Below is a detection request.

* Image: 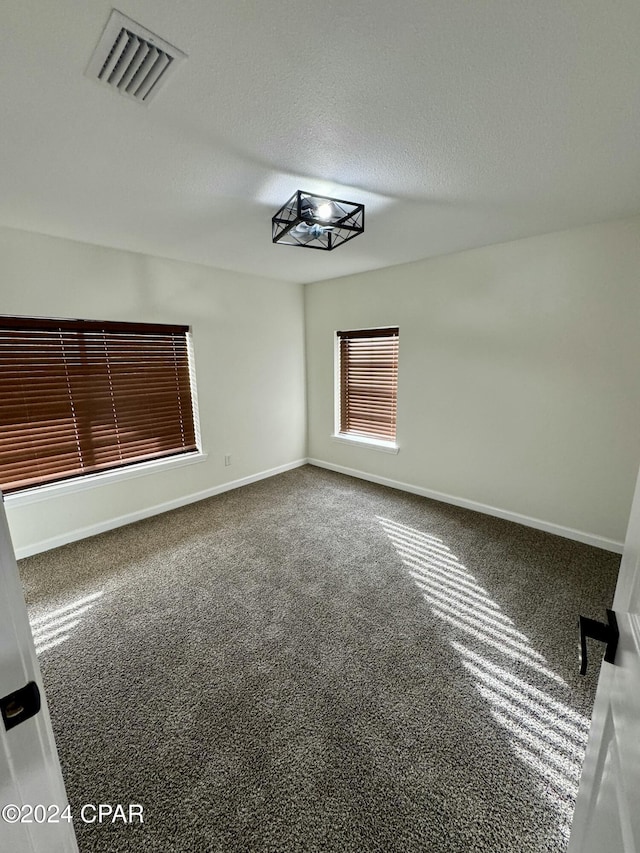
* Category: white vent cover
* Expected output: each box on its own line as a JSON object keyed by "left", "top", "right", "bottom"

{"left": 86, "top": 9, "right": 186, "bottom": 104}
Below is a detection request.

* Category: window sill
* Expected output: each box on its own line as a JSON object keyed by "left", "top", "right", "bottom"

{"left": 331, "top": 434, "right": 399, "bottom": 454}
{"left": 4, "top": 451, "right": 208, "bottom": 507}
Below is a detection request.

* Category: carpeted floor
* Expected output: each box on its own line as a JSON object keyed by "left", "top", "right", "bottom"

{"left": 19, "top": 465, "right": 620, "bottom": 853}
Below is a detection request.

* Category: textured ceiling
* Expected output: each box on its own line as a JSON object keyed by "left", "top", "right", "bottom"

{"left": 1, "top": 0, "right": 639, "bottom": 283}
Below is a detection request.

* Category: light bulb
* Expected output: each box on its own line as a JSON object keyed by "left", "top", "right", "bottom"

{"left": 315, "top": 202, "right": 333, "bottom": 221}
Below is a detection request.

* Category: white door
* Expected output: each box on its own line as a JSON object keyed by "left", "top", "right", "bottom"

{"left": 568, "top": 464, "right": 640, "bottom": 852}
{"left": 0, "top": 493, "right": 78, "bottom": 852}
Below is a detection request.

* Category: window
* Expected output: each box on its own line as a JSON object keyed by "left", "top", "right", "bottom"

{"left": 0, "top": 316, "right": 198, "bottom": 494}
{"left": 337, "top": 327, "right": 399, "bottom": 444}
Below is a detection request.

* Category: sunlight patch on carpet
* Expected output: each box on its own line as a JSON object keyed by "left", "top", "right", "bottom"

{"left": 377, "top": 515, "right": 589, "bottom": 840}
{"left": 30, "top": 591, "right": 104, "bottom": 655}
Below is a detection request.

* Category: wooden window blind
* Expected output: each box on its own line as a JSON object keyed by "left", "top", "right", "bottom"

{"left": 338, "top": 327, "right": 399, "bottom": 441}
{"left": 0, "top": 316, "right": 198, "bottom": 494}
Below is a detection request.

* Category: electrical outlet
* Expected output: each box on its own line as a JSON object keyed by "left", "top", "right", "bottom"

{"left": 224, "top": 454, "right": 231, "bottom": 467}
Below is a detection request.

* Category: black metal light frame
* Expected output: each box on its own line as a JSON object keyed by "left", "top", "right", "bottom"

{"left": 272, "top": 190, "right": 365, "bottom": 251}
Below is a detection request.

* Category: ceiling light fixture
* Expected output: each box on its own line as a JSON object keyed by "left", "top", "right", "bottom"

{"left": 272, "top": 191, "right": 365, "bottom": 250}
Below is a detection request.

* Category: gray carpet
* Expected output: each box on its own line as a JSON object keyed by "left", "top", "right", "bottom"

{"left": 19, "top": 465, "right": 620, "bottom": 853}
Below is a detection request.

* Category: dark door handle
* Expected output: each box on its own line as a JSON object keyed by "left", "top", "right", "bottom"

{"left": 579, "top": 609, "right": 619, "bottom": 676}
{"left": 0, "top": 681, "right": 41, "bottom": 731}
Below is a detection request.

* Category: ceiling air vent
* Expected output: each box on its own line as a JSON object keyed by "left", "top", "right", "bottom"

{"left": 86, "top": 9, "right": 186, "bottom": 104}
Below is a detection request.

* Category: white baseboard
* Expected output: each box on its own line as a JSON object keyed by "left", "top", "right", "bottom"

{"left": 307, "top": 458, "right": 624, "bottom": 554}
{"left": 14, "top": 459, "right": 308, "bottom": 560}
{"left": 15, "top": 456, "right": 624, "bottom": 559}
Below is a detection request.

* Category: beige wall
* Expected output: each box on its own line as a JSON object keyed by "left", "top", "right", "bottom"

{"left": 0, "top": 226, "right": 306, "bottom": 555}
{"left": 305, "top": 217, "right": 640, "bottom": 547}
{"left": 4, "top": 216, "right": 640, "bottom": 555}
